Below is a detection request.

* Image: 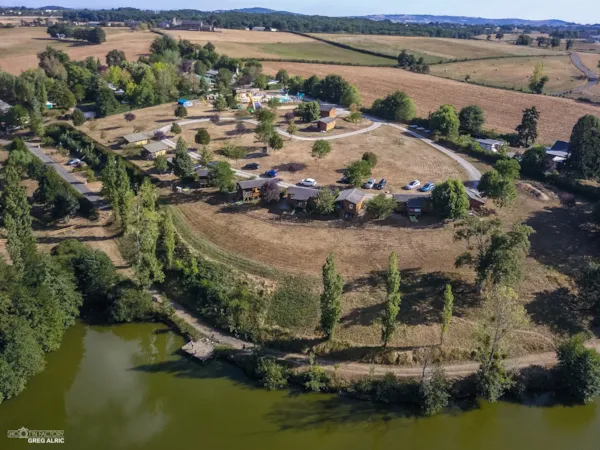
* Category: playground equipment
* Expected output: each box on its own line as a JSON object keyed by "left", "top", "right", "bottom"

{"left": 246, "top": 93, "right": 262, "bottom": 113}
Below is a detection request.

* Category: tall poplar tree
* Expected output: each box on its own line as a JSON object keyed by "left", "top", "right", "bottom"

{"left": 2, "top": 165, "right": 36, "bottom": 273}
{"left": 158, "top": 209, "right": 176, "bottom": 269}
{"left": 115, "top": 159, "right": 134, "bottom": 229}
{"left": 320, "top": 253, "right": 343, "bottom": 340}
{"left": 381, "top": 252, "right": 401, "bottom": 347}
{"left": 127, "top": 179, "right": 164, "bottom": 288}
{"left": 440, "top": 284, "right": 454, "bottom": 346}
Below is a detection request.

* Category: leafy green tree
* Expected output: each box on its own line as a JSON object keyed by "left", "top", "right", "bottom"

{"left": 320, "top": 253, "right": 343, "bottom": 340}
{"left": 564, "top": 114, "right": 600, "bottom": 180}
{"left": 516, "top": 107, "right": 539, "bottom": 147}
{"left": 315, "top": 188, "right": 338, "bottom": 215}
{"left": 28, "top": 102, "right": 45, "bottom": 137}
{"left": 362, "top": 151, "right": 377, "bottom": 168}
{"left": 367, "top": 194, "right": 397, "bottom": 219}
{"left": 529, "top": 62, "right": 550, "bottom": 94}
{"left": 557, "top": 335, "right": 600, "bottom": 403}
{"left": 455, "top": 219, "right": 533, "bottom": 289}
{"left": 212, "top": 95, "right": 228, "bottom": 112}
{"left": 209, "top": 161, "right": 235, "bottom": 193}
{"left": 175, "top": 105, "right": 188, "bottom": 118}
{"left": 311, "top": 140, "right": 331, "bottom": 164}
{"left": 347, "top": 111, "right": 363, "bottom": 124}
{"left": 115, "top": 158, "right": 134, "bottom": 228}
{"left": 199, "top": 146, "right": 213, "bottom": 166}
{"left": 345, "top": 160, "right": 372, "bottom": 186}
{"left": 340, "top": 84, "right": 361, "bottom": 107}
{"left": 154, "top": 154, "right": 169, "bottom": 174}
{"left": 106, "top": 49, "right": 126, "bottom": 67}
{"left": 269, "top": 133, "right": 284, "bottom": 153}
{"left": 478, "top": 169, "right": 517, "bottom": 210}
{"left": 295, "top": 101, "right": 320, "bottom": 123}
{"left": 440, "top": 284, "right": 454, "bottom": 346}
{"left": 476, "top": 357, "right": 514, "bottom": 402}
{"left": 255, "top": 357, "right": 289, "bottom": 390}
{"left": 459, "top": 105, "right": 485, "bottom": 135}
{"left": 381, "top": 252, "right": 401, "bottom": 346}
{"left": 158, "top": 209, "right": 176, "bottom": 269}
{"left": 110, "top": 287, "right": 153, "bottom": 322}
{"left": 267, "top": 97, "right": 281, "bottom": 110}
{"left": 87, "top": 27, "right": 106, "bottom": 44}
{"left": 520, "top": 145, "right": 553, "bottom": 177}
{"left": 2, "top": 165, "right": 37, "bottom": 273}
{"left": 431, "top": 178, "right": 469, "bottom": 219}
{"left": 96, "top": 87, "right": 119, "bottom": 118}
{"left": 195, "top": 128, "right": 211, "bottom": 145}
{"left": 51, "top": 189, "right": 79, "bottom": 221}
{"left": 420, "top": 366, "right": 450, "bottom": 416}
{"left": 173, "top": 138, "right": 194, "bottom": 180}
{"left": 516, "top": 34, "right": 533, "bottom": 45}
{"left": 221, "top": 143, "right": 247, "bottom": 165}
{"left": 574, "top": 262, "right": 600, "bottom": 312}
{"left": 52, "top": 239, "right": 118, "bottom": 306}
{"left": 72, "top": 108, "right": 85, "bottom": 126}
{"left": 171, "top": 122, "right": 182, "bottom": 134}
{"left": 429, "top": 104, "right": 459, "bottom": 137}
{"left": 260, "top": 180, "right": 281, "bottom": 203}
{"left": 286, "top": 122, "right": 298, "bottom": 137}
{"left": 275, "top": 69, "right": 290, "bottom": 87}
{"left": 494, "top": 159, "right": 520, "bottom": 180}
{"left": 5, "top": 105, "right": 29, "bottom": 128}
{"left": 370, "top": 91, "right": 416, "bottom": 122}
{"left": 126, "top": 179, "right": 164, "bottom": 288}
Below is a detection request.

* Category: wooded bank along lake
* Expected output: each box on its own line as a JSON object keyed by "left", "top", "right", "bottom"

{"left": 0, "top": 322, "right": 598, "bottom": 450}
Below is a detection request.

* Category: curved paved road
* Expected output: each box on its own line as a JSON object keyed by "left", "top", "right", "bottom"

{"left": 552, "top": 52, "right": 599, "bottom": 96}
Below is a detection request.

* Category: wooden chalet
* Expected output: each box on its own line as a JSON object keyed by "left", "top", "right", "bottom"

{"left": 393, "top": 194, "right": 433, "bottom": 216}
{"left": 465, "top": 188, "right": 487, "bottom": 211}
{"left": 313, "top": 117, "right": 337, "bottom": 132}
{"left": 319, "top": 104, "right": 336, "bottom": 118}
{"left": 195, "top": 168, "right": 210, "bottom": 187}
{"left": 287, "top": 186, "right": 319, "bottom": 209}
{"left": 122, "top": 132, "right": 150, "bottom": 146}
{"left": 142, "top": 141, "right": 169, "bottom": 160}
{"left": 335, "top": 188, "right": 366, "bottom": 218}
{"left": 236, "top": 179, "right": 269, "bottom": 201}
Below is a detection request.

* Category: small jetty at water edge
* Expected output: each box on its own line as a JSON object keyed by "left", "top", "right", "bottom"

{"left": 182, "top": 340, "right": 215, "bottom": 362}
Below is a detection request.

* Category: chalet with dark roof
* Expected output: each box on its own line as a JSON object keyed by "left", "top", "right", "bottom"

{"left": 287, "top": 186, "right": 319, "bottom": 209}
{"left": 319, "top": 104, "right": 336, "bottom": 118}
{"left": 335, "top": 188, "right": 366, "bottom": 217}
{"left": 236, "top": 178, "right": 269, "bottom": 201}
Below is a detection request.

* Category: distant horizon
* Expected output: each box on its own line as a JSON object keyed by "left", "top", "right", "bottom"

{"left": 1, "top": 2, "right": 599, "bottom": 25}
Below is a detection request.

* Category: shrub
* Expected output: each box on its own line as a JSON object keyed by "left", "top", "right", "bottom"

{"left": 366, "top": 194, "right": 396, "bottom": 219}
{"left": 171, "top": 122, "right": 182, "bottom": 134}
{"left": 419, "top": 367, "right": 450, "bottom": 416}
{"left": 175, "top": 105, "right": 188, "bottom": 118}
{"left": 476, "top": 358, "right": 514, "bottom": 402}
{"left": 255, "top": 357, "right": 289, "bottom": 390}
{"left": 71, "top": 108, "right": 85, "bottom": 126}
{"left": 154, "top": 130, "right": 166, "bottom": 141}
{"left": 494, "top": 158, "right": 520, "bottom": 180}
{"left": 369, "top": 91, "right": 416, "bottom": 122}
{"left": 345, "top": 160, "right": 371, "bottom": 186}
{"left": 556, "top": 335, "right": 600, "bottom": 403}
{"left": 110, "top": 287, "right": 154, "bottom": 323}
{"left": 195, "top": 128, "right": 211, "bottom": 145}
{"left": 315, "top": 188, "right": 338, "bottom": 215}
{"left": 260, "top": 180, "right": 281, "bottom": 203}
{"left": 301, "top": 355, "right": 330, "bottom": 392}
{"left": 361, "top": 151, "right": 377, "bottom": 168}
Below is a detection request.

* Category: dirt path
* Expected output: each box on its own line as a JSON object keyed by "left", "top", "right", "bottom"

{"left": 160, "top": 292, "right": 600, "bottom": 379}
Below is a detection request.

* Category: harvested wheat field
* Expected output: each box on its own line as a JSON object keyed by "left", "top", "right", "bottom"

{"left": 431, "top": 55, "right": 585, "bottom": 92}
{"left": 309, "top": 34, "right": 565, "bottom": 61}
{"left": 261, "top": 61, "right": 600, "bottom": 143}
{"left": 0, "top": 27, "right": 155, "bottom": 74}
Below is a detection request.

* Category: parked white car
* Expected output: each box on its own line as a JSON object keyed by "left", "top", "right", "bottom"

{"left": 363, "top": 178, "right": 377, "bottom": 189}
{"left": 67, "top": 158, "right": 81, "bottom": 166}
{"left": 299, "top": 178, "right": 317, "bottom": 187}
{"left": 405, "top": 180, "right": 421, "bottom": 190}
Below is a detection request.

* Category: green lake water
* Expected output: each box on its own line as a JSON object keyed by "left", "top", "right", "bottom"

{"left": 0, "top": 322, "right": 599, "bottom": 450}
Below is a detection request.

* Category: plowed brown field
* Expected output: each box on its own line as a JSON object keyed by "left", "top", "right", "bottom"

{"left": 262, "top": 61, "right": 600, "bottom": 143}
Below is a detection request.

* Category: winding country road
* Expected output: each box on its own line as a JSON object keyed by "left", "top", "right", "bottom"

{"left": 552, "top": 52, "right": 599, "bottom": 96}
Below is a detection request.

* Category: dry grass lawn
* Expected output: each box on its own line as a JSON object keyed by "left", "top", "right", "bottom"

{"left": 0, "top": 27, "right": 155, "bottom": 74}
{"left": 309, "top": 34, "right": 565, "bottom": 60}
{"left": 261, "top": 61, "right": 600, "bottom": 144}
{"left": 430, "top": 55, "right": 585, "bottom": 92}
{"left": 173, "top": 29, "right": 313, "bottom": 44}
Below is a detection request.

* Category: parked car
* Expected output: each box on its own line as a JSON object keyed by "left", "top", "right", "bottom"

{"left": 243, "top": 162, "right": 260, "bottom": 170}
{"left": 363, "top": 178, "right": 377, "bottom": 189}
{"left": 421, "top": 182, "right": 435, "bottom": 192}
{"left": 338, "top": 175, "right": 350, "bottom": 184}
{"left": 375, "top": 178, "right": 387, "bottom": 190}
{"left": 67, "top": 158, "right": 81, "bottom": 166}
{"left": 264, "top": 169, "right": 278, "bottom": 178}
{"left": 405, "top": 180, "right": 421, "bottom": 190}
{"left": 299, "top": 178, "right": 317, "bottom": 187}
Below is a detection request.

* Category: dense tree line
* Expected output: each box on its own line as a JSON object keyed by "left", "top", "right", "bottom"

{"left": 47, "top": 23, "right": 106, "bottom": 44}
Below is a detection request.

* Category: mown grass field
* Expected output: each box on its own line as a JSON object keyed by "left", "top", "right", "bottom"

{"left": 0, "top": 27, "right": 155, "bottom": 74}
{"left": 169, "top": 29, "right": 396, "bottom": 65}
{"left": 430, "top": 55, "right": 585, "bottom": 92}
{"left": 307, "top": 34, "right": 566, "bottom": 61}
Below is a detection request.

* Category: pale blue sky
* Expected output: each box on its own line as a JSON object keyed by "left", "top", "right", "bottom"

{"left": 5, "top": 0, "right": 600, "bottom": 24}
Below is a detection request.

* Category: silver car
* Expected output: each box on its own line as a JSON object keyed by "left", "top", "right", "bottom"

{"left": 363, "top": 178, "right": 376, "bottom": 189}
{"left": 405, "top": 180, "right": 421, "bottom": 190}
